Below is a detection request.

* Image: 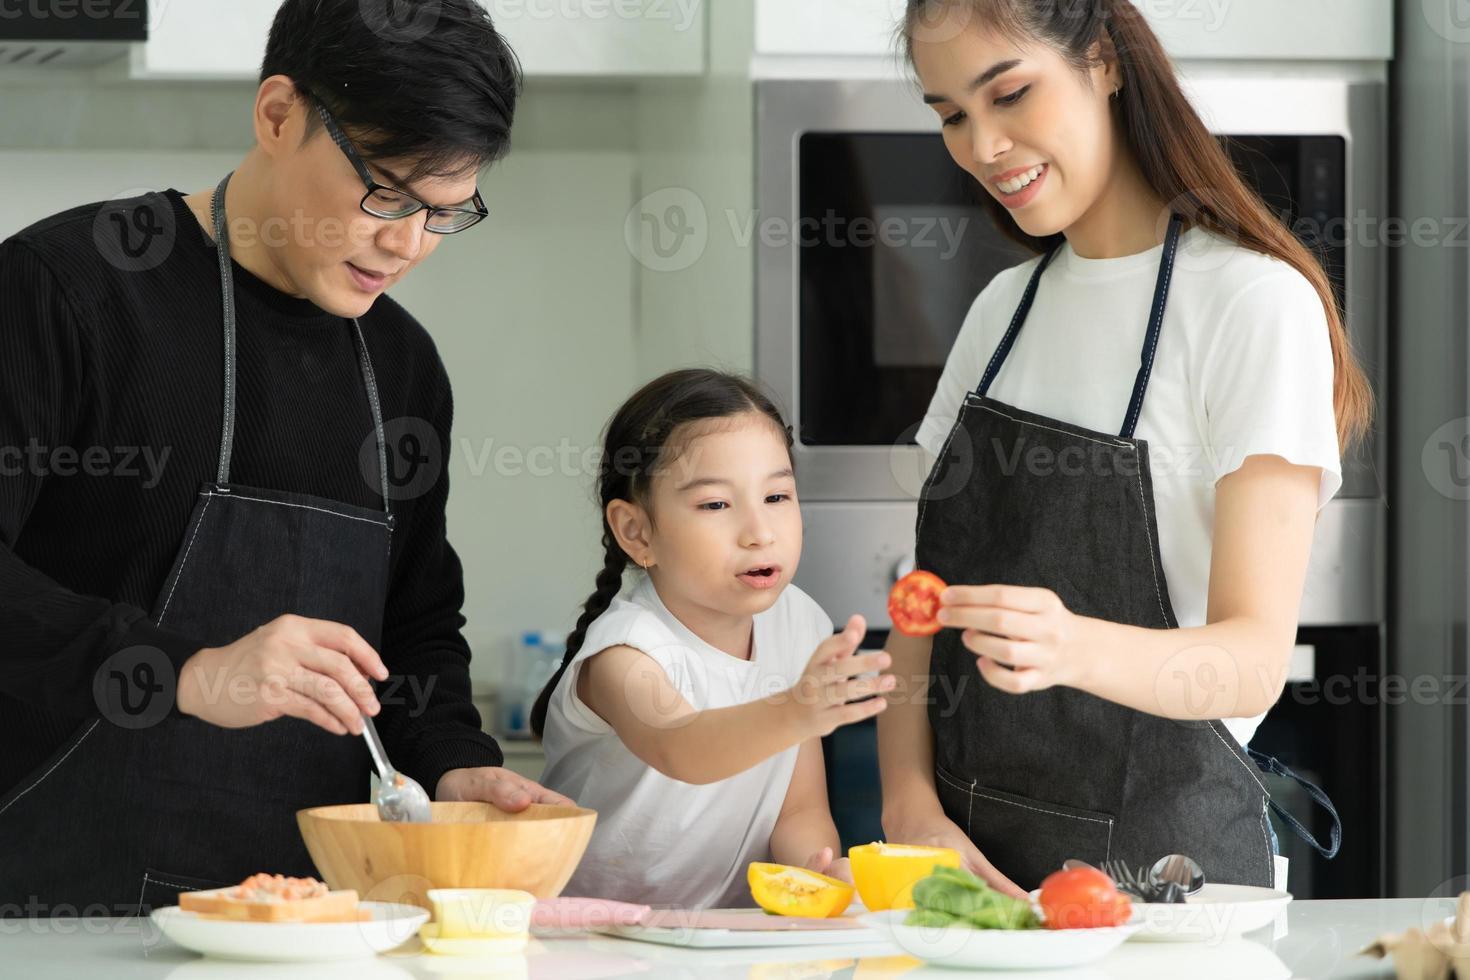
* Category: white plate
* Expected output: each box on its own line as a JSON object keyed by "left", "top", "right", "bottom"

{"left": 1120, "top": 884, "right": 1292, "bottom": 943}
{"left": 152, "top": 901, "right": 429, "bottom": 961}
{"left": 861, "top": 909, "right": 1138, "bottom": 970}
{"left": 1026, "top": 882, "right": 1293, "bottom": 943}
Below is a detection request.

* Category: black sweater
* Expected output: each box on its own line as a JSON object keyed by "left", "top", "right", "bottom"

{"left": 0, "top": 189, "right": 503, "bottom": 799}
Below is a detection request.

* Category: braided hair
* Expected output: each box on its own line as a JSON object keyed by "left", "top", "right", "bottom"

{"left": 529, "top": 369, "right": 794, "bottom": 738}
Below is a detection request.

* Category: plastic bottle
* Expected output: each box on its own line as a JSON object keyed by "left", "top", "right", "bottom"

{"left": 522, "top": 632, "right": 565, "bottom": 728}
{"left": 500, "top": 632, "right": 540, "bottom": 738}
{"left": 502, "top": 632, "right": 566, "bottom": 738}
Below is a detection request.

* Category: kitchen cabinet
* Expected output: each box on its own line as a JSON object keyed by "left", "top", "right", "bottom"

{"left": 132, "top": 0, "right": 705, "bottom": 81}
{"left": 755, "top": 0, "right": 907, "bottom": 58}
{"left": 491, "top": 0, "right": 706, "bottom": 76}
{"left": 754, "top": 0, "right": 1392, "bottom": 62}
{"left": 127, "top": 0, "right": 277, "bottom": 80}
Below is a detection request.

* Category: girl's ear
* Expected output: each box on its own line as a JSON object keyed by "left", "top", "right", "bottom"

{"left": 606, "top": 499, "right": 654, "bottom": 568}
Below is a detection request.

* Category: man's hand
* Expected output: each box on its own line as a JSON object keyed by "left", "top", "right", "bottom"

{"left": 176, "top": 614, "right": 388, "bottom": 735}
{"left": 436, "top": 767, "right": 575, "bottom": 812}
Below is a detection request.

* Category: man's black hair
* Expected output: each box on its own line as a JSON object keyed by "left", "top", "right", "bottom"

{"left": 260, "top": 0, "right": 523, "bottom": 183}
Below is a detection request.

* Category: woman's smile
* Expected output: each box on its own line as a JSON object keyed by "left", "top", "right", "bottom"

{"left": 993, "top": 162, "right": 1049, "bottom": 208}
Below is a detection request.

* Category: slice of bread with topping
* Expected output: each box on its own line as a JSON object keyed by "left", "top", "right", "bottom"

{"left": 179, "top": 873, "right": 364, "bottom": 923}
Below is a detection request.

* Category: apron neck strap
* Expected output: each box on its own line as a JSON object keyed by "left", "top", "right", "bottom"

{"left": 351, "top": 318, "right": 392, "bottom": 514}
{"left": 210, "top": 174, "right": 238, "bottom": 486}
{"left": 973, "top": 213, "right": 1186, "bottom": 441}
{"left": 974, "top": 239, "right": 1063, "bottom": 403}
{"left": 208, "top": 174, "right": 394, "bottom": 513}
{"left": 1119, "top": 212, "right": 1185, "bottom": 440}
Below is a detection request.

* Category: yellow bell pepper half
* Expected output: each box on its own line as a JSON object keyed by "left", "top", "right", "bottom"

{"left": 747, "top": 863, "right": 855, "bottom": 919}
{"left": 848, "top": 843, "right": 963, "bottom": 911}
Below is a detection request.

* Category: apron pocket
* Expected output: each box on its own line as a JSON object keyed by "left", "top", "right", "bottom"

{"left": 933, "top": 763, "right": 979, "bottom": 836}
{"left": 137, "top": 868, "right": 229, "bottom": 914}
{"left": 936, "top": 766, "right": 1116, "bottom": 891}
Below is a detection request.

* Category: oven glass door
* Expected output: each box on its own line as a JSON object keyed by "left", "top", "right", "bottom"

{"left": 798, "top": 132, "right": 1029, "bottom": 447}
{"left": 797, "top": 132, "right": 1348, "bottom": 449}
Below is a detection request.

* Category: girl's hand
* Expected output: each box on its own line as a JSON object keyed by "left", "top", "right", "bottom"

{"left": 785, "top": 615, "right": 896, "bottom": 738}
{"left": 804, "top": 847, "right": 853, "bottom": 884}
{"left": 937, "top": 585, "right": 1089, "bottom": 695}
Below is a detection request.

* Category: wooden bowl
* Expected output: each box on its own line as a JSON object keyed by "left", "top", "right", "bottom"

{"left": 297, "top": 802, "right": 597, "bottom": 909}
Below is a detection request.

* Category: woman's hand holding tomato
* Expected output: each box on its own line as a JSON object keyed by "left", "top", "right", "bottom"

{"left": 936, "top": 583, "right": 1090, "bottom": 695}
{"left": 888, "top": 572, "right": 1089, "bottom": 695}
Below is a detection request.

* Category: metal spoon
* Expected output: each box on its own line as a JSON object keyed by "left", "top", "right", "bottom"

{"left": 362, "top": 715, "right": 432, "bottom": 823}
{"left": 1149, "top": 853, "right": 1206, "bottom": 897}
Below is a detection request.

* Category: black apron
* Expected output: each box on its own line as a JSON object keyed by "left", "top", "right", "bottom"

{"left": 916, "top": 215, "right": 1340, "bottom": 890}
{"left": 0, "top": 174, "right": 394, "bottom": 915}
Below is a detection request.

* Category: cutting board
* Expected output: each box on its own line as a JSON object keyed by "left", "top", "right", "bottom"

{"left": 599, "top": 907, "right": 892, "bottom": 949}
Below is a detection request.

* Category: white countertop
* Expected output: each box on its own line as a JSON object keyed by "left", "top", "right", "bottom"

{"left": 0, "top": 899, "right": 1447, "bottom": 979}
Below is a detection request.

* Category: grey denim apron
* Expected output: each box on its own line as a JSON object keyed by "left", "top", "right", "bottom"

{"left": 916, "top": 214, "right": 1340, "bottom": 890}
{"left": 0, "top": 174, "right": 394, "bottom": 915}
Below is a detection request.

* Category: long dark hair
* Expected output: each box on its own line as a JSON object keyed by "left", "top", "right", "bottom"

{"left": 900, "top": 0, "right": 1372, "bottom": 452}
{"left": 529, "top": 369, "right": 795, "bottom": 738}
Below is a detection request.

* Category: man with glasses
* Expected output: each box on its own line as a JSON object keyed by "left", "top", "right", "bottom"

{"left": 0, "top": 0, "right": 571, "bottom": 915}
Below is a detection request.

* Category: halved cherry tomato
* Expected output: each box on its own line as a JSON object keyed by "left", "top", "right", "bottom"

{"left": 888, "top": 570, "right": 947, "bottom": 637}
{"left": 1037, "top": 867, "right": 1133, "bottom": 929}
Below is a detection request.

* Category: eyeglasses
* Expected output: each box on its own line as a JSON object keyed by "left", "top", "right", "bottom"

{"left": 310, "top": 98, "right": 489, "bottom": 235}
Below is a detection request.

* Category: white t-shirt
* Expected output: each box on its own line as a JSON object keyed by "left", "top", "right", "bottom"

{"left": 915, "top": 226, "right": 1342, "bottom": 748}
{"left": 540, "top": 573, "right": 835, "bottom": 909}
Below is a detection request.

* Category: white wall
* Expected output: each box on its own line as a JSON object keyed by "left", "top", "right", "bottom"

{"left": 0, "top": 149, "right": 243, "bottom": 233}
{"left": 631, "top": 0, "right": 757, "bottom": 378}
{"left": 390, "top": 141, "right": 640, "bottom": 688}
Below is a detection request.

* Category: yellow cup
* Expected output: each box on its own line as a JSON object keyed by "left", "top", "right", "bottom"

{"left": 426, "top": 888, "right": 536, "bottom": 940}
{"left": 849, "top": 843, "right": 963, "bottom": 911}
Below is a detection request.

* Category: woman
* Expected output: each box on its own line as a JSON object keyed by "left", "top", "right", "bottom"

{"left": 878, "top": 0, "right": 1364, "bottom": 895}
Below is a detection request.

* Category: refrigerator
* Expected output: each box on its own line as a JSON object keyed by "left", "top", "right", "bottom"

{"left": 1392, "top": 0, "right": 1470, "bottom": 899}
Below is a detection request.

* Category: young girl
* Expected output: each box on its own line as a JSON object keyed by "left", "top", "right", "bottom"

{"left": 879, "top": 0, "right": 1363, "bottom": 894}
{"left": 531, "top": 369, "right": 893, "bottom": 909}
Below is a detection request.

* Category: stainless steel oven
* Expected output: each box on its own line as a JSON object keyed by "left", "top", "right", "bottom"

{"left": 756, "top": 74, "right": 1387, "bottom": 632}
{"left": 757, "top": 74, "right": 1389, "bottom": 898}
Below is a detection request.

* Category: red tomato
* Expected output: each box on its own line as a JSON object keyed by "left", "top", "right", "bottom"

{"left": 1038, "top": 868, "right": 1134, "bottom": 930}
{"left": 888, "top": 570, "right": 947, "bottom": 637}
